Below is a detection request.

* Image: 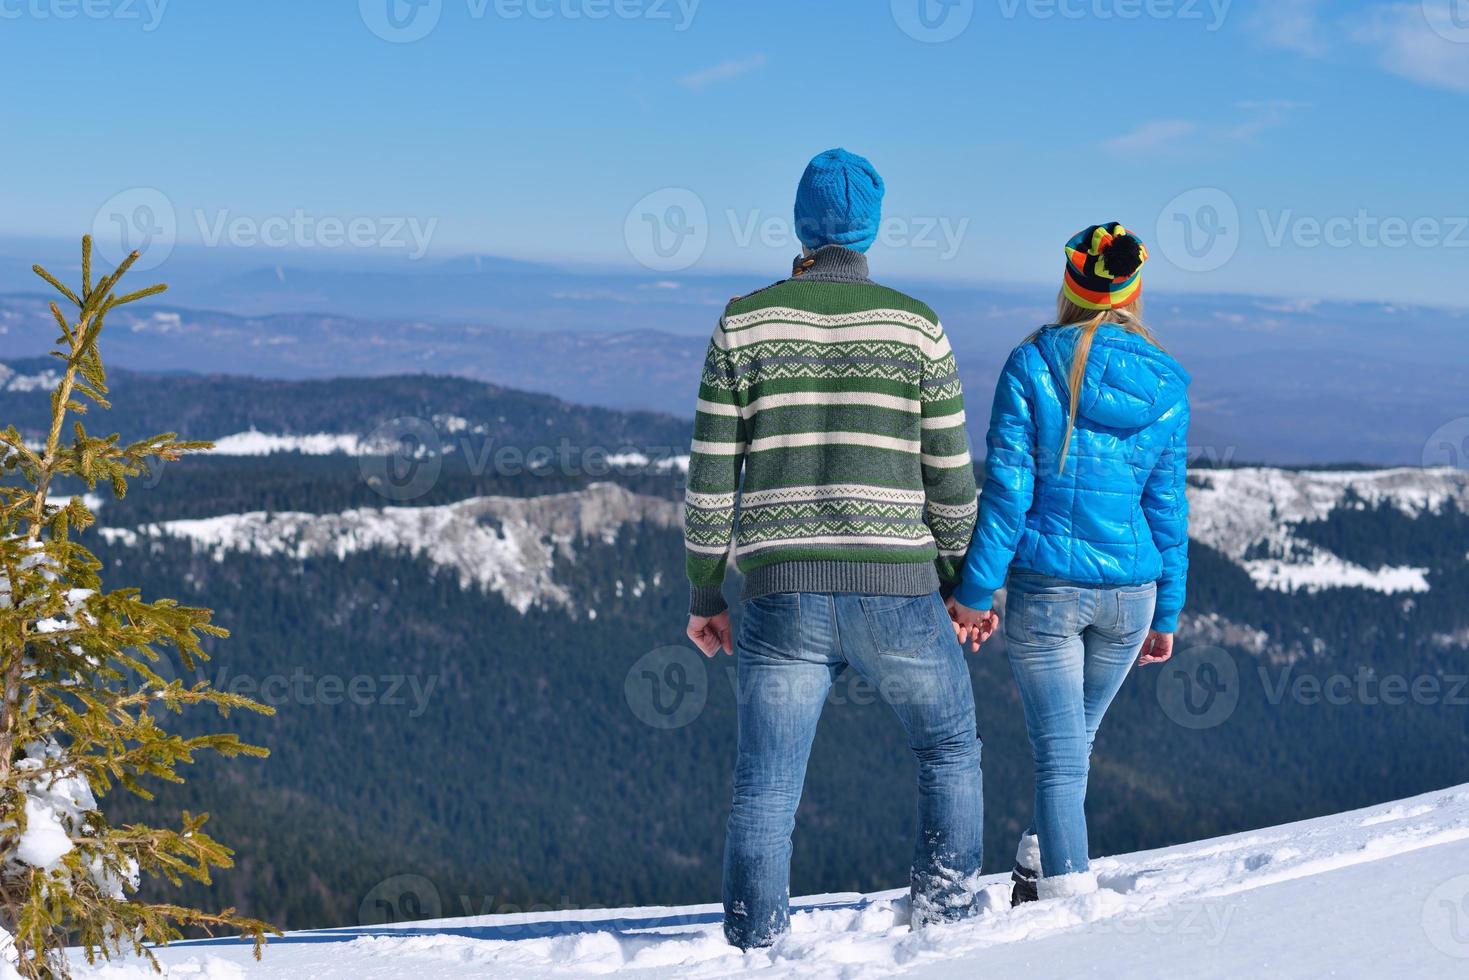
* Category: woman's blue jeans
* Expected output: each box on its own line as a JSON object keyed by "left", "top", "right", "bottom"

{"left": 1004, "top": 571, "right": 1155, "bottom": 880}
{"left": 722, "top": 591, "right": 984, "bottom": 949}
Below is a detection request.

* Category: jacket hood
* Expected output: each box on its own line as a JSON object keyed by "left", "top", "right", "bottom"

{"left": 1035, "top": 324, "right": 1191, "bottom": 430}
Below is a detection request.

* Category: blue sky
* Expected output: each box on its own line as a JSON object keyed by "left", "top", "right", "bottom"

{"left": 2, "top": 0, "right": 1468, "bottom": 305}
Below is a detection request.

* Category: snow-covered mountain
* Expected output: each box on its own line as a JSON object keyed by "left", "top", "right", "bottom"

{"left": 66, "top": 782, "right": 1469, "bottom": 978}
{"left": 90, "top": 467, "right": 1469, "bottom": 615}
{"left": 1188, "top": 467, "right": 1469, "bottom": 594}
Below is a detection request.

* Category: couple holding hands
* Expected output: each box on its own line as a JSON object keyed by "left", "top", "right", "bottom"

{"left": 682, "top": 148, "right": 1190, "bottom": 948}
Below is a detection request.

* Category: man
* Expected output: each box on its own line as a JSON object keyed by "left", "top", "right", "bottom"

{"left": 683, "top": 148, "right": 994, "bottom": 949}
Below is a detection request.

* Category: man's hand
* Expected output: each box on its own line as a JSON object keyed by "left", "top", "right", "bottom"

{"left": 1137, "top": 630, "right": 1174, "bottom": 666}
{"left": 946, "top": 597, "right": 999, "bottom": 653}
{"left": 687, "top": 611, "right": 734, "bottom": 658}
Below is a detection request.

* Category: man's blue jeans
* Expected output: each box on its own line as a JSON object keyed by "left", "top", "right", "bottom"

{"left": 722, "top": 591, "right": 984, "bottom": 950}
{"left": 1004, "top": 571, "right": 1156, "bottom": 883}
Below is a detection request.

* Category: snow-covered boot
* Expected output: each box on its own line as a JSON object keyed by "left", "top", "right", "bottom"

{"left": 1011, "top": 832, "right": 1041, "bottom": 907}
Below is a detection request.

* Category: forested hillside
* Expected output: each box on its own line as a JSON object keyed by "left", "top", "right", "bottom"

{"left": 6, "top": 364, "right": 1468, "bottom": 931}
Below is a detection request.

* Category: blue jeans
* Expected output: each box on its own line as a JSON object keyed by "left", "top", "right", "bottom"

{"left": 722, "top": 591, "right": 984, "bottom": 949}
{"left": 1004, "top": 571, "right": 1155, "bottom": 880}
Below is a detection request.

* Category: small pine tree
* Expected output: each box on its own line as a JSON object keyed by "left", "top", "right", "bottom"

{"left": 0, "top": 239, "right": 277, "bottom": 978}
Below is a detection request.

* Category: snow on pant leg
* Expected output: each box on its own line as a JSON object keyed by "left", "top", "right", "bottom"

{"left": 839, "top": 592, "right": 984, "bottom": 926}
{"left": 723, "top": 593, "right": 839, "bottom": 950}
{"left": 1004, "top": 582, "right": 1091, "bottom": 880}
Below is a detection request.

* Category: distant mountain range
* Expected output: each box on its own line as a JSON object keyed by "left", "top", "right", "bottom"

{"left": 5, "top": 250, "right": 1468, "bottom": 465}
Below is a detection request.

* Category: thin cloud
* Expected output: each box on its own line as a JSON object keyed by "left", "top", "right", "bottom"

{"left": 1256, "top": 1, "right": 1469, "bottom": 95}
{"left": 1252, "top": 0, "right": 1328, "bottom": 56}
{"left": 1356, "top": 3, "right": 1469, "bottom": 94}
{"left": 1103, "top": 101, "right": 1310, "bottom": 156}
{"left": 1101, "top": 120, "right": 1199, "bottom": 155}
{"left": 1222, "top": 100, "right": 1312, "bottom": 142}
{"left": 679, "top": 54, "right": 768, "bottom": 92}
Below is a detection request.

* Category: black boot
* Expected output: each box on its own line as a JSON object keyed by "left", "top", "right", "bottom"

{"left": 1010, "top": 863, "right": 1039, "bottom": 907}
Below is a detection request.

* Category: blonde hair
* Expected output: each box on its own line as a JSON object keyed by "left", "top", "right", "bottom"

{"left": 1031, "top": 290, "right": 1167, "bottom": 474}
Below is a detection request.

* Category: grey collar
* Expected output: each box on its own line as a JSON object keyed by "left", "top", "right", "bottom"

{"left": 790, "top": 245, "right": 871, "bottom": 283}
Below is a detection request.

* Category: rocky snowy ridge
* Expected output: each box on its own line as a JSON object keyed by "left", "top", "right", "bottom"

{"left": 1188, "top": 467, "right": 1469, "bottom": 594}
{"left": 89, "top": 468, "right": 1469, "bottom": 615}
{"left": 98, "top": 483, "right": 681, "bottom": 614}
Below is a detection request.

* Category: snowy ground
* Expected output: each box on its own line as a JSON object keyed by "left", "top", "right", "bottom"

{"left": 68, "top": 783, "right": 1469, "bottom": 979}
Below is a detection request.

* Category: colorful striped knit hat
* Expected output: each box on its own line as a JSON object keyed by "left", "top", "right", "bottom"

{"left": 1062, "top": 222, "right": 1148, "bottom": 310}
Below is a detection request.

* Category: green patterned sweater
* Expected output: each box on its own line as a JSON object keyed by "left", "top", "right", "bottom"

{"left": 685, "top": 246, "right": 978, "bottom": 616}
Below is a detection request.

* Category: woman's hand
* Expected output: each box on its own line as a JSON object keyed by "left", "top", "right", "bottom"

{"left": 946, "top": 597, "right": 999, "bottom": 653}
{"left": 1137, "top": 630, "right": 1174, "bottom": 666}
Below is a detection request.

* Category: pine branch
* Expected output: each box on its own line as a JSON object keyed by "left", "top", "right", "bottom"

{"left": 2, "top": 237, "right": 276, "bottom": 978}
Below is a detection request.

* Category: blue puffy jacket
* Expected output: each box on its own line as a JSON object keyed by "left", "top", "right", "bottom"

{"left": 952, "top": 323, "right": 1191, "bottom": 632}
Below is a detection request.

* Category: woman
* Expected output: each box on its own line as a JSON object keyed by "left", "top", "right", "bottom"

{"left": 947, "top": 223, "right": 1191, "bottom": 903}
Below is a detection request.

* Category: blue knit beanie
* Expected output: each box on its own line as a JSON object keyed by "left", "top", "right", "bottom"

{"left": 793, "top": 148, "right": 885, "bottom": 254}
